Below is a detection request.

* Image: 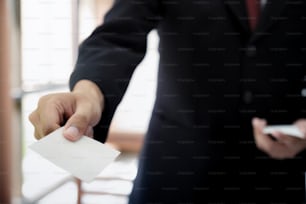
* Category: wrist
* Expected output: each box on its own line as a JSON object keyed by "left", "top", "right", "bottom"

{"left": 72, "top": 80, "right": 104, "bottom": 112}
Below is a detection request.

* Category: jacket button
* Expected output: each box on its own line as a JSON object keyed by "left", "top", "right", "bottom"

{"left": 246, "top": 45, "right": 256, "bottom": 57}
{"left": 243, "top": 91, "right": 253, "bottom": 104}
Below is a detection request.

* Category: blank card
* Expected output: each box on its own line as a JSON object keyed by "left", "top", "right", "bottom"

{"left": 29, "top": 127, "right": 121, "bottom": 182}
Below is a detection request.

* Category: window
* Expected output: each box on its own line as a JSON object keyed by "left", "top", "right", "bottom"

{"left": 21, "top": 0, "right": 158, "bottom": 203}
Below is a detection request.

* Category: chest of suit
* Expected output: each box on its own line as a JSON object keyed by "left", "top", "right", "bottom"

{"left": 154, "top": 0, "right": 306, "bottom": 126}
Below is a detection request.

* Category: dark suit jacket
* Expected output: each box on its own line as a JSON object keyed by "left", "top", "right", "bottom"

{"left": 70, "top": 0, "right": 306, "bottom": 203}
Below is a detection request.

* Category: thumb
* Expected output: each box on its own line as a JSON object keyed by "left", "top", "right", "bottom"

{"left": 252, "top": 117, "right": 267, "bottom": 131}
{"left": 63, "top": 114, "right": 92, "bottom": 141}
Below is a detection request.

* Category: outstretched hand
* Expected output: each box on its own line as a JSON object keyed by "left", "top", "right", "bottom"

{"left": 29, "top": 80, "right": 104, "bottom": 141}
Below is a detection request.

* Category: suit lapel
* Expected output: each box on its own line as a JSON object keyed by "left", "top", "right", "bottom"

{"left": 250, "top": 0, "right": 287, "bottom": 42}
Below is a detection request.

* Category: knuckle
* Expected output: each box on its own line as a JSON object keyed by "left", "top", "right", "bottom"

{"left": 38, "top": 94, "right": 62, "bottom": 107}
{"left": 28, "top": 112, "right": 36, "bottom": 123}
{"left": 39, "top": 94, "right": 52, "bottom": 104}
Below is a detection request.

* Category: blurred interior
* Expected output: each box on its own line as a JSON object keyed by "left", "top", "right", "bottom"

{"left": 0, "top": 0, "right": 159, "bottom": 203}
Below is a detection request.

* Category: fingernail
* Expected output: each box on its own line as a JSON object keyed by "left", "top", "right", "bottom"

{"left": 64, "top": 126, "right": 79, "bottom": 140}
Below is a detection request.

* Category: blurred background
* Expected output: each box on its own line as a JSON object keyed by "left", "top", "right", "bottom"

{"left": 0, "top": 0, "right": 159, "bottom": 203}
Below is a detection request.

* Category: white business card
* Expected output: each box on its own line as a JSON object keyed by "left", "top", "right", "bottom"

{"left": 263, "top": 125, "right": 304, "bottom": 139}
{"left": 29, "top": 127, "right": 121, "bottom": 182}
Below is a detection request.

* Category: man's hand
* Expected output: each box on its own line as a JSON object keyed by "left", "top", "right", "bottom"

{"left": 252, "top": 118, "right": 306, "bottom": 159}
{"left": 29, "top": 80, "right": 104, "bottom": 141}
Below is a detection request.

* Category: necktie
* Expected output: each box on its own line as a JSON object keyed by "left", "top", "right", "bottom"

{"left": 245, "top": 0, "right": 260, "bottom": 31}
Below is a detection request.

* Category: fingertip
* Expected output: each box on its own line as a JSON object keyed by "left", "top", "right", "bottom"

{"left": 252, "top": 117, "right": 261, "bottom": 126}
{"left": 63, "top": 126, "right": 81, "bottom": 141}
{"left": 252, "top": 117, "right": 259, "bottom": 126}
{"left": 252, "top": 117, "right": 267, "bottom": 127}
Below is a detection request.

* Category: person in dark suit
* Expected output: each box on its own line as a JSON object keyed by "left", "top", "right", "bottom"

{"left": 30, "top": 0, "right": 306, "bottom": 203}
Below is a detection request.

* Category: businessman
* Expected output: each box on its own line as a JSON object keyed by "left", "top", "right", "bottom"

{"left": 29, "top": 0, "right": 306, "bottom": 203}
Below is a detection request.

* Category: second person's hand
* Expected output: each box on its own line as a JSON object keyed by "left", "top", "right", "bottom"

{"left": 252, "top": 117, "right": 306, "bottom": 160}
{"left": 29, "top": 80, "right": 104, "bottom": 141}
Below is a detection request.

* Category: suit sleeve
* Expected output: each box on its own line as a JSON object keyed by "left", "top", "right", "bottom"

{"left": 69, "top": 0, "right": 161, "bottom": 142}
